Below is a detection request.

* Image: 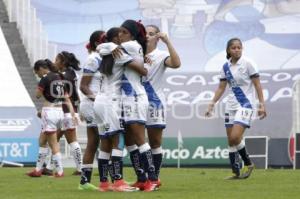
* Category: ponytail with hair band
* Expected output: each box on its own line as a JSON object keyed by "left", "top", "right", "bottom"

{"left": 136, "top": 20, "right": 146, "bottom": 39}
{"left": 86, "top": 43, "right": 91, "bottom": 50}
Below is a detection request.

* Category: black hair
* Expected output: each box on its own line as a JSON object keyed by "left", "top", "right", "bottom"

{"left": 34, "top": 59, "right": 55, "bottom": 72}
{"left": 87, "top": 30, "right": 105, "bottom": 51}
{"left": 226, "top": 38, "right": 242, "bottom": 59}
{"left": 58, "top": 51, "right": 81, "bottom": 71}
{"left": 100, "top": 27, "right": 120, "bottom": 76}
{"left": 145, "top": 24, "right": 160, "bottom": 33}
{"left": 121, "top": 19, "right": 147, "bottom": 55}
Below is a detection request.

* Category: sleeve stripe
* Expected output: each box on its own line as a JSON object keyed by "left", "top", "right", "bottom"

{"left": 220, "top": 78, "right": 227, "bottom": 81}
{"left": 250, "top": 73, "right": 260, "bottom": 79}
{"left": 83, "top": 68, "right": 96, "bottom": 74}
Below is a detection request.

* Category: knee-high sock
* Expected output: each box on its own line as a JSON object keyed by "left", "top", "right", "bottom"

{"left": 80, "top": 164, "right": 93, "bottom": 185}
{"left": 70, "top": 142, "right": 82, "bottom": 172}
{"left": 97, "top": 151, "right": 110, "bottom": 182}
{"left": 52, "top": 152, "right": 63, "bottom": 175}
{"left": 127, "top": 145, "right": 147, "bottom": 182}
{"left": 228, "top": 146, "right": 240, "bottom": 175}
{"left": 151, "top": 147, "right": 163, "bottom": 177}
{"left": 111, "top": 149, "right": 123, "bottom": 180}
{"left": 236, "top": 140, "right": 252, "bottom": 166}
{"left": 139, "top": 143, "right": 157, "bottom": 181}
{"left": 35, "top": 147, "right": 48, "bottom": 171}
{"left": 45, "top": 148, "right": 53, "bottom": 170}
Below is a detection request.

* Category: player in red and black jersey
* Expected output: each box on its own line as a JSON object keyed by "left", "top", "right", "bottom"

{"left": 53, "top": 51, "right": 83, "bottom": 175}
{"left": 27, "top": 59, "right": 76, "bottom": 178}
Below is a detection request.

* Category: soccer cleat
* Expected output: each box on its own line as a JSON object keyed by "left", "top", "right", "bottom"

{"left": 26, "top": 169, "right": 42, "bottom": 177}
{"left": 98, "top": 181, "right": 112, "bottom": 192}
{"left": 152, "top": 179, "right": 161, "bottom": 188}
{"left": 112, "top": 179, "right": 138, "bottom": 192}
{"left": 72, "top": 170, "right": 82, "bottom": 176}
{"left": 240, "top": 163, "right": 255, "bottom": 179}
{"left": 224, "top": 173, "right": 240, "bottom": 180}
{"left": 143, "top": 180, "right": 158, "bottom": 192}
{"left": 78, "top": 183, "right": 98, "bottom": 191}
{"left": 41, "top": 168, "right": 53, "bottom": 176}
{"left": 53, "top": 172, "right": 64, "bottom": 178}
{"left": 131, "top": 181, "right": 146, "bottom": 191}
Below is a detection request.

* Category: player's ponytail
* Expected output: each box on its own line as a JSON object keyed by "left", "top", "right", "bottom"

{"left": 87, "top": 30, "right": 106, "bottom": 52}
{"left": 59, "top": 51, "right": 81, "bottom": 71}
{"left": 100, "top": 27, "right": 120, "bottom": 76}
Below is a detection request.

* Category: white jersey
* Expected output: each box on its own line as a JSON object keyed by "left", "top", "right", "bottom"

{"left": 97, "top": 42, "right": 133, "bottom": 97}
{"left": 81, "top": 52, "right": 102, "bottom": 99}
{"left": 144, "top": 48, "right": 169, "bottom": 93}
{"left": 121, "top": 40, "right": 146, "bottom": 96}
{"left": 220, "top": 56, "right": 259, "bottom": 110}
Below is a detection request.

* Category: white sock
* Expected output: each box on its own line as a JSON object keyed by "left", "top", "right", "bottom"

{"left": 52, "top": 152, "right": 63, "bottom": 175}
{"left": 46, "top": 149, "right": 53, "bottom": 170}
{"left": 70, "top": 142, "right": 82, "bottom": 172}
{"left": 35, "top": 147, "right": 48, "bottom": 171}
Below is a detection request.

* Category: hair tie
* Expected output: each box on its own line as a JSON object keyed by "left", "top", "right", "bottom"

{"left": 86, "top": 43, "right": 91, "bottom": 50}
{"left": 136, "top": 20, "right": 146, "bottom": 38}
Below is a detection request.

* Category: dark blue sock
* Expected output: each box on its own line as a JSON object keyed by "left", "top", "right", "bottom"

{"left": 152, "top": 153, "right": 162, "bottom": 177}
{"left": 238, "top": 147, "right": 252, "bottom": 166}
{"left": 80, "top": 167, "right": 92, "bottom": 185}
{"left": 111, "top": 156, "right": 123, "bottom": 180}
{"left": 229, "top": 152, "right": 240, "bottom": 176}
{"left": 140, "top": 150, "right": 157, "bottom": 181}
{"left": 97, "top": 159, "right": 109, "bottom": 182}
{"left": 129, "top": 149, "right": 147, "bottom": 182}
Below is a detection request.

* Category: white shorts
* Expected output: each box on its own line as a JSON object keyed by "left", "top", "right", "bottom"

{"left": 41, "top": 107, "right": 64, "bottom": 133}
{"left": 61, "top": 113, "right": 79, "bottom": 131}
{"left": 225, "top": 107, "right": 254, "bottom": 128}
{"left": 146, "top": 91, "right": 166, "bottom": 128}
{"left": 94, "top": 94, "right": 124, "bottom": 138}
{"left": 80, "top": 99, "right": 97, "bottom": 127}
{"left": 122, "top": 94, "right": 148, "bottom": 125}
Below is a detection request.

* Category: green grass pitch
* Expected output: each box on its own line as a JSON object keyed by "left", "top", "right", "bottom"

{"left": 0, "top": 167, "right": 299, "bottom": 199}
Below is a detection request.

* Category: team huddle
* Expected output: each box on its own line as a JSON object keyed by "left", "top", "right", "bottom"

{"left": 26, "top": 19, "right": 266, "bottom": 192}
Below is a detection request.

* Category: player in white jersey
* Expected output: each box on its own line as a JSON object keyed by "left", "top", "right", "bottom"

{"left": 78, "top": 30, "right": 106, "bottom": 191}
{"left": 118, "top": 19, "right": 159, "bottom": 191}
{"left": 94, "top": 27, "right": 145, "bottom": 192}
{"left": 141, "top": 25, "right": 181, "bottom": 187}
{"left": 205, "top": 38, "right": 267, "bottom": 179}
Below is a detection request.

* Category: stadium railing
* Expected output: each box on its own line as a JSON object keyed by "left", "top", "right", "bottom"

{"left": 3, "top": 0, "right": 57, "bottom": 66}
{"left": 244, "top": 136, "right": 269, "bottom": 169}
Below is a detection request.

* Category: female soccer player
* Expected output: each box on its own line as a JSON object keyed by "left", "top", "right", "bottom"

{"left": 94, "top": 27, "right": 145, "bottom": 192}
{"left": 119, "top": 19, "right": 158, "bottom": 191}
{"left": 27, "top": 59, "right": 75, "bottom": 177}
{"left": 78, "top": 30, "right": 106, "bottom": 191}
{"left": 53, "top": 51, "right": 82, "bottom": 175}
{"left": 141, "top": 24, "right": 181, "bottom": 187}
{"left": 205, "top": 38, "right": 267, "bottom": 179}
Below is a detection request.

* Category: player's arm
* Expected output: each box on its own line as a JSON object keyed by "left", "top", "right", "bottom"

{"left": 125, "top": 60, "right": 148, "bottom": 76}
{"left": 252, "top": 76, "right": 267, "bottom": 119}
{"left": 36, "top": 87, "right": 43, "bottom": 99}
{"left": 80, "top": 74, "right": 95, "bottom": 101}
{"left": 158, "top": 33, "right": 181, "bottom": 68}
{"left": 205, "top": 80, "right": 227, "bottom": 117}
{"left": 64, "top": 93, "right": 78, "bottom": 124}
{"left": 36, "top": 78, "right": 46, "bottom": 99}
